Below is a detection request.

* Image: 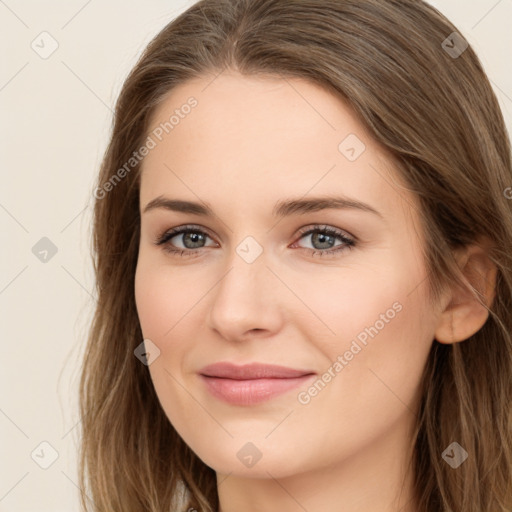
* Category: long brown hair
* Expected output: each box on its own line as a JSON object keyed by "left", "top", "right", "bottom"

{"left": 79, "top": 1, "right": 512, "bottom": 510}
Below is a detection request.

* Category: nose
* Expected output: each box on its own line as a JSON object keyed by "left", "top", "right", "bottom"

{"left": 206, "top": 251, "right": 284, "bottom": 343}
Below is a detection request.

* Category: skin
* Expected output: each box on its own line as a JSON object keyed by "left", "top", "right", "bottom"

{"left": 134, "top": 70, "right": 496, "bottom": 512}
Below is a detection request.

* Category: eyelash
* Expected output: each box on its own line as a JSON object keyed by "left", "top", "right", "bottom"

{"left": 154, "top": 224, "right": 356, "bottom": 258}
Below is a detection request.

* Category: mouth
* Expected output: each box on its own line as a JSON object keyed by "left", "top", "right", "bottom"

{"left": 198, "top": 362, "right": 316, "bottom": 406}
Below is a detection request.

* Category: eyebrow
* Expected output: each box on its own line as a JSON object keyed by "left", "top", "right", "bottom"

{"left": 143, "top": 195, "right": 384, "bottom": 219}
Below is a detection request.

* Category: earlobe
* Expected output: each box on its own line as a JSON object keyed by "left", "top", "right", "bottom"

{"left": 434, "top": 240, "right": 497, "bottom": 344}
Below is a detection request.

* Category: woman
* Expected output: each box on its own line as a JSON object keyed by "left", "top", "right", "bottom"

{"left": 79, "top": 0, "right": 512, "bottom": 510}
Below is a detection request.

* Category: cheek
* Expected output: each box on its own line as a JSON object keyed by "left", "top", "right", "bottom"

{"left": 293, "top": 280, "right": 433, "bottom": 466}
{"left": 134, "top": 260, "right": 201, "bottom": 427}
{"left": 134, "top": 258, "right": 198, "bottom": 340}
{"left": 290, "top": 265, "right": 407, "bottom": 355}
{"left": 316, "top": 276, "right": 433, "bottom": 420}
{"left": 134, "top": 265, "right": 166, "bottom": 339}
{"left": 300, "top": 254, "right": 434, "bottom": 399}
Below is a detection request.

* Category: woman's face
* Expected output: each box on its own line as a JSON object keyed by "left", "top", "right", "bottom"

{"left": 135, "top": 71, "right": 442, "bottom": 480}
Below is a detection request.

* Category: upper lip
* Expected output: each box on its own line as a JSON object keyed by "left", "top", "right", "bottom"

{"left": 199, "top": 362, "right": 315, "bottom": 380}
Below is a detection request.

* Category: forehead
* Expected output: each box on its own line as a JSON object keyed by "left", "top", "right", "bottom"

{"left": 140, "top": 72, "right": 419, "bottom": 228}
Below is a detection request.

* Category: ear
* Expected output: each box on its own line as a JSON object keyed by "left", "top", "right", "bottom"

{"left": 434, "top": 238, "right": 498, "bottom": 344}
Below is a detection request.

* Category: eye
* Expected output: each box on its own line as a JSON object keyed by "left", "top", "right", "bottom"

{"left": 154, "top": 225, "right": 217, "bottom": 258}
{"left": 291, "top": 225, "right": 356, "bottom": 257}
{"left": 154, "top": 224, "right": 356, "bottom": 258}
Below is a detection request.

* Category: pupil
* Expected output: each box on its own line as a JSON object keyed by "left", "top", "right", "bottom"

{"left": 313, "top": 232, "right": 334, "bottom": 249}
{"left": 185, "top": 232, "right": 203, "bottom": 248}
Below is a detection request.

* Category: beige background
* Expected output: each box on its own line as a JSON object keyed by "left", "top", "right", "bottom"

{"left": 1, "top": 1, "right": 511, "bottom": 510}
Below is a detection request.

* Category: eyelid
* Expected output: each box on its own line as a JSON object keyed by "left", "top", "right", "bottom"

{"left": 294, "top": 224, "right": 356, "bottom": 241}
{"left": 154, "top": 224, "right": 217, "bottom": 245}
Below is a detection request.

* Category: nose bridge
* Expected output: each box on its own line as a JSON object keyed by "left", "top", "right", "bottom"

{"left": 219, "top": 232, "right": 270, "bottom": 297}
{"left": 216, "top": 243, "right": 270, "bottom": 311}
{"left": 207, "top": 239, "right": 281, "bottom": 339}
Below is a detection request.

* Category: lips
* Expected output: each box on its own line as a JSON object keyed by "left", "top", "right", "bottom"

{"left": 199, "top": 362, "right": 316, "bottom": 406}
{"left": 199, "top": 362, "right": 314, "bottom": 379}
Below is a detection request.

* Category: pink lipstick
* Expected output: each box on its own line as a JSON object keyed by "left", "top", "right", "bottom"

{"left": 199, "top": 362, "right": 316, "bottom": 406}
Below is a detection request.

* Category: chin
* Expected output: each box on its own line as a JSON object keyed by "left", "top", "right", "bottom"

{"left": 192, "top": 440, "right": 312, "bottom": 479}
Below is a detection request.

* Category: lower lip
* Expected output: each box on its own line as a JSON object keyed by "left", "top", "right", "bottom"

{"left": 199, "top": 374, "right": 315, "bottom": 406}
